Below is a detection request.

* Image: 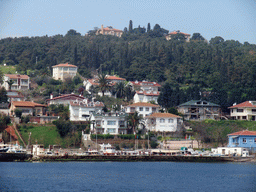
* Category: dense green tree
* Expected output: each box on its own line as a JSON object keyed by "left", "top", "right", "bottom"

{"left": 98, "top": 73, "right": 111, "bottom": 96}
{"left": 0, "top": 87, "right": 8, "bottom": 103}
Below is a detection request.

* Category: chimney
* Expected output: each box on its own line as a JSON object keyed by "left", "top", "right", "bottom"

{"left": 50, "top": 94, "right": 53, "bottom": 99}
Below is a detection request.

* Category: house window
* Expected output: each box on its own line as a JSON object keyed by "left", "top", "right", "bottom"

{"left": 237, "top": 109, "right": 243, "bottom": 113}
{"left": 107, "top": 128, "right": 116, "bottom": 133}
{"left": 139, "top": 107, "right": 143, "bottom": 111}
{"left": 146, "top": 107, "right": 149, "bottom": 111}
{"left": 160, "top": 118, "right": 165, "bottom": 123}
{"left": 168, "top": 119, "right": 173, "bottom": 123}
{"left": 254, "top": 138, "right": 256, "bottom": 143}
{"left": 243, "top": 138, "right": 246, "bottom": 143}
{"left": 252, "top": 109, "right": 256, "bottom": 113}
{"left": 107, "top": 121, "right": 116, "bottom": 125}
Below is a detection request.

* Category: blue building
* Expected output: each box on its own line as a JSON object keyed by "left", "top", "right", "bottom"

{"left": 228, "top": 130, "right": 256, "bottom": 152}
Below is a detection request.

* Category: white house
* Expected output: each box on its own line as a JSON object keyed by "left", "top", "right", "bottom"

{"left": 229, "top": 101, "right": 256, "bottom": 121}
{"left": 125, "top": 102, "right": 160, "bottom": 117}
{"left": 46, "top": 94, "right": 85, "bottom": 106}
{"left": 69, "top": 100, "right": 104, "bottom": 121}
{"left": 52, "top": 63, "right": 77, "bottom": 81}
{"left": 211, "top": 147, "right": 249, "bottom": 157}
{"left": 129, "top": 80, "right": 161, "bottom": 92}
{"left": 3, "top": 74, "right": 30, "bottom": 91}
{"left": 133, "top": 91, "right": 160, "bottom": 104}
{"left": 83, "top": 75, "right": 126, "bottom": 97}
{"left": 90, "top": 111, "right": 128, "bottom": 135}
{"left": 146, "top": 113, "right": 183, "bottom": 132}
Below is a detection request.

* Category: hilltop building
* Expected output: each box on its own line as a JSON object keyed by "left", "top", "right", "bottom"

{"left": 52, "top": 63, "right": 77, "bottom": 81}
{"left": 96, "top": 25, "right": 123, "bottom": 37}
{"left": 3, "top": 74, "right": 30, "bottom": 91}
{"left": 9, "top": 101, "right": 46, "bottom": 117}
{"left": 165, "top": 30, "right": 191, "bottom": 42}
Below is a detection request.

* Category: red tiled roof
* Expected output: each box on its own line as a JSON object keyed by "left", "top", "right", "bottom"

{"left": 229, "top": 101, "right": 256, "bottom": 108}
{"left": 5, "top": 74, "right": 29, "bottom": 79}
{"left": 126, "top": 102, "right": 160, "bottom": 107}
{"left": 87, "top": 79, "right": 100, "bottom": 86}
{"left": 102, "top": 27, "right": 123, "bottom": 32}
{"left": 106, "top": 75, "right": 126, "bottom": 81}
{"left": 46, "top": 94, "right": 85, "bottom": 101}
{"left": 228, "top": 130, "right": 256, "bottom": 136}
{"left": 168, "top": 31, "right": 191, "bottom": 36}
{"left": 130, "top": 81, "right": 161, "bottom": 87}
{"left": 52, "top": 63, "right": 77, "bottom": 68}
{"left": 11, "top": 101, "right": 46, "bottom": 107}
{"left": 136, "top": 91, "right": 160, "bottom": 96}
{"left": 147, "top": 113, "right": 182, "bottom": 118}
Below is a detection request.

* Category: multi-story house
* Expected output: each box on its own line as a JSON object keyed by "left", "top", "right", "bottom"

{"left": 96, "top": 25, "right": 123, "bottom": 37}
{"left": 6, "top": 91, "right": 25, "bottom": 102}
{"left": 177, "top": 100, "right": 221, "bottom": 120}
{"left": 69, "top": 100, "right": 104, "bottom": 121}
{"left": 129, "top": 80, "right": 161, "bottom": 92}
{"left": 165, "top": 30, "right": 191, "bottom": 42}
{"left": 229, "top": 101, "right": 256, "bottom": 121}
{"left": 125, "top": 102, "right": 160, "bottom": 117}
{"left": 3, "top": 74, "right": 30, "bottom": 91}
{"left": 46, "top": 94, "right": 85, "bottom": 106}
{"left": 228, "top": 130, "right": 256, "bottom": 152}
{"left": 52, "top": 63, "right": 77, "bottom": 81}
{"left": 146, "top": 113, "right": 183, "bottom": 132}
{"left": 133, "top": 90, "right": 160, "bottom": 104}
{"left": 90, "top": 111, "right": 128, "bottom": 135}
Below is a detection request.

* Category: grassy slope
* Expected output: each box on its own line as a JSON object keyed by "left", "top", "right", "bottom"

{"left": 0, "top": 65, "right": 16, "bottom": 74}
{"left": 19, "top": 124, "right": 63, "bottom": 148}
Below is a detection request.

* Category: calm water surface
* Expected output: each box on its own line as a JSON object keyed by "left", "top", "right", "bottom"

{"left": 0, "top": 161, "right": 256, "bottom": 192}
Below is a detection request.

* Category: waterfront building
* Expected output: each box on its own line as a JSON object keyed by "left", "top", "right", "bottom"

{"left": 90, "top": 111, "right": 128, "bottom": 135}
{"left": 211, "top": 147, "right": 249, "bottom": 157}
{"left": 177, "top": 100, "right": 221, "bottom": 120}
{"left": 146, "top": 113, "right": 183, "bottom": 132}
{"left": 124, "top": 102, "right": 160, "bottom": 118}
{"left": 3, "top": 74, "right": 30, "bottom": 91}
{"left": 52, "top": 63, "right": 77, "bottom": 81}
{"left": 227, "top": 130, "right": 256, "bottom": 152}
{"left": 228, "top": 101, "right": 256, "bottom": 120}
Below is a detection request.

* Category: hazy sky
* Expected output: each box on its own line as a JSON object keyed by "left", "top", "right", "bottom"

{"left": 0, "top": 0, "right": 255, "bottom": 44}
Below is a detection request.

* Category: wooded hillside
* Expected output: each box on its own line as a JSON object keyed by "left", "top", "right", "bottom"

{"left": 1, "top": 22, "right": 256, "bottom": 111}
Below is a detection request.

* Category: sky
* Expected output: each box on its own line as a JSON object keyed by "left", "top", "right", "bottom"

{"left": 0, "top": 0, "right": 256, "bottom": 44}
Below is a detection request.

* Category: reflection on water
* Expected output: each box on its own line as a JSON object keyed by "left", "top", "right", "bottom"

{"left": 0, "top": 162, "right": 256, "bottom": 191}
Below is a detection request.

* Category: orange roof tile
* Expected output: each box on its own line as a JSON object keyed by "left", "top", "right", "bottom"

{"left": 147, "top": 113, "right": 182, "bottom": 118}
{"left": 52, "top": 63, "right": 77, "bottom": 68}
{"left": 11, "top": 101, "right": 46, "bottom": 107}
{"left": 102, "top": 27, "right": 123, "bottom": 32}
{"left": 106, "top": 75, "right": 126, "bottom": 81}
{"left": 168, "top": 31, "right": 191, "bottom": 36}
{"left": 229, "top": 101, "right": 256, "bottom": 108}
{"left": 126, "top": 102, "right": 160, "bottom": 107}
{"left": 5, "top": 74, "right": 29, "bottom": 79}
{"left": 228, "top": 130, "right": 256, "bottom": 136}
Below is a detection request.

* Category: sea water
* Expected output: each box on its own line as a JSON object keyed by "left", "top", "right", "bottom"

{"left": 0, "top": 161, "right": 256, "bottom": 191}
